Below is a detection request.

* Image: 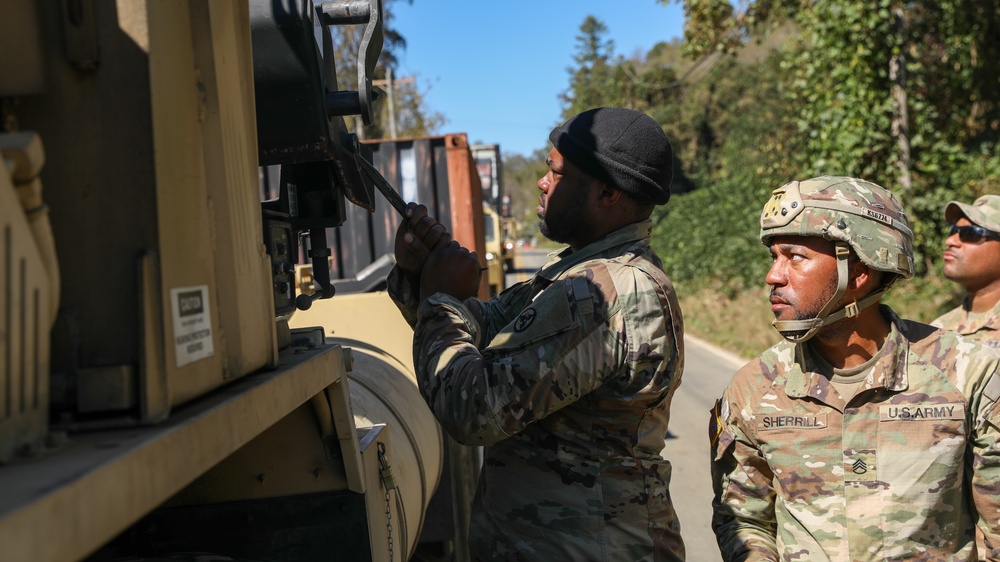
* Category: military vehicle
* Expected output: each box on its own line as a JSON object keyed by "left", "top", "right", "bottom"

{"left": 481, "top": 203, "right": 504, "bottom": 295}
{"left": 0, "top": 1, "right": 478, "bottom": 560}
{"left": 470, "top": 143, "right": 516, "bottom": 294}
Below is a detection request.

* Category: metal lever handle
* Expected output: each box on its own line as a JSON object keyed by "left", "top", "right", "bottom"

{"left": 358, "top": 155, "right": 408, "bottom": 217}
{"left": 295, "top": 288, "right": 335, "bottom": 311}
{"left": 295, "top": 228, "right": 336, "bottom": 311}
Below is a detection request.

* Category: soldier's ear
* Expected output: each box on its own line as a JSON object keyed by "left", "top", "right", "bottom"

{"left": 850, "top": 261, "right": 880, "bottom": 294}
{"left": 595, "top": 181, "right": 622, "bottom": 208}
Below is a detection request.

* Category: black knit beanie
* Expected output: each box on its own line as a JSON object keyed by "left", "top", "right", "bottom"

{"left": 549, "top": 107, "right": 673, "bottom": 205}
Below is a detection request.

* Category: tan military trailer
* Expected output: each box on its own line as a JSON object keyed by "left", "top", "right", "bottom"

{"left": 0, "top": 1, "right": 477, "bottom": 560}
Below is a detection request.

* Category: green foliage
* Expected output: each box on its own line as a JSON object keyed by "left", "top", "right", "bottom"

{"left": 560, "top": 16, "right": 684, "bottom": 120}
{"left": 652, "top": 174, "right": 771, "bottom": 291}
{"left": 500, "top": 149, "right": 550, "bottom": 239}
{"left": 556, "top": 3, "right": 1000, "bottom": 352}
{"left": 651, "top": 48, "right": 800, "bottom": 288}
{"left": 671, "top": 0, "right": 739, "bottom": 57}
{"left": 785, "top": 2, "right": 898, "bottom": 181}
{"left": 655, "top": 0, "right": 1000, "bottom": 290}
{"left": 662, "top": 0, "right": 803, "bottom": 57}
{"left": 560, "top": 16, "right": 617, "bottom": 118}
{"left": 883, "top": 274, "right": 963, "bottom": 325}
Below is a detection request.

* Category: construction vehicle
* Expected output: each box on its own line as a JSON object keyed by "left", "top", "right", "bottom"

{"left": 482, "top": 203, "right": 504, "bottom": 296}
{"left": 470, "top": 143, "right": 517, "bottom": 294}
{"left": 0, "top": 1, "right": 477, "bottom": 561}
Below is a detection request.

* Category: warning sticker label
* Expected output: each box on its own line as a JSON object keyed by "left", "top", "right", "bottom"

{"left": 170, "top": 285, "right": 214, "bottom": 368}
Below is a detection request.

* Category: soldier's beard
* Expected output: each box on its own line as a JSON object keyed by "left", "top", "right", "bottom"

{"left": 538, "top": 196, "right": 589, "bottom": 247}
{"left": 771, "top": 271, "right": 842, "bottom": 323}
{"left": 782, "top": 273, "right": 859, "bottom": 341}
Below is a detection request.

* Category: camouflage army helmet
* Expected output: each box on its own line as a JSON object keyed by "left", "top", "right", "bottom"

{"left": 761, "top": 176, "right": 914, "bottom": 277}
{"left": 759, "top": 176, "right": 914, "bottom": 342}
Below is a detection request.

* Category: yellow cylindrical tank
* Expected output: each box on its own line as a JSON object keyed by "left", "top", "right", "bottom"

{"left": 289, "top": 291, "right": 448, "bottom": 558}
{"left": 338, "top": 339, "right": 444, "bottom": 553}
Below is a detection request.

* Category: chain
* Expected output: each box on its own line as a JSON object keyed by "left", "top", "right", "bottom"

{"left": 378, "top": 441, "right": 396, "bottom": 561}
{"left": 384, "top": 488, "right": 394, "bottom": 560}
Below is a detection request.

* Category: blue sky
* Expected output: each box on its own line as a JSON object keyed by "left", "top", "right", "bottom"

{"left": 391, "top": 1, "right": 686, "bottom": 157}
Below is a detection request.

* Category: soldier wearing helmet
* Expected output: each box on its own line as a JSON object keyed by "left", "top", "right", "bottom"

{"left": 710, "top": 176, "right": 1000, "bottom": 561}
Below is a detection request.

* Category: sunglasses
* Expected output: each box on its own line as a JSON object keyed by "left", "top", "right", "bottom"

{"left": 949, "top": 224, "right": 1000, "bottom": 243}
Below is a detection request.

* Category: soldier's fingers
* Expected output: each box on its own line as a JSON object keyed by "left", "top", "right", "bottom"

{"left": 437, "top": 232, "right": 453, "bottom": 247}
{"left": 422, "top": 223, "right": 451, "bottom": 250}
{"left": 404, "top": 232, "right": 431, "bottom": 262}
{"left": 406, "top": 204, "right": 429, "bottom": 228}
{"left": 450, "top": 242, "right": 477, "bottom": 264}
{"left": 414, "top": 216, "right": 443, "bottom": 240}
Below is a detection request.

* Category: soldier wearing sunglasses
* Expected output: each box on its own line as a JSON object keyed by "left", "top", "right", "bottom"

{"left": 932, "top": 195, "right": 1000, "bottom": 349}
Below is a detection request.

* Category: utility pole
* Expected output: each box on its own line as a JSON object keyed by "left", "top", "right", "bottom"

{"left": 372, "top": 70, "right": 414, "bottom": 139}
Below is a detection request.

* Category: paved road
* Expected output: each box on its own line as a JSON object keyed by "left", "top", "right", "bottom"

{"left": 664, "top": 336, "right": 746, "bottom": 561}
{"left": 508, "top": 248, "right": 747, "bottom": 561}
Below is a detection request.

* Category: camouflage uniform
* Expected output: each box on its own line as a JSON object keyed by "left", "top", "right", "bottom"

{"left": 711, "top": 311, "right": 1000, "bottom": 561}
{"left": 932, "top": 299, "right": 1000, "bottom": 350}
{"left": 932, "top": 195, "right": 1000, "bottom": 350}
{"left": 388, "top": 219, "right": 686, "bottom": 561}
{"left": 711, "top": 177, "right": 1000, "bottom": 561}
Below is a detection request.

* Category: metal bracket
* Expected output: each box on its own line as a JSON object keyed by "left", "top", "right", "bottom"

{"left": 318, "top": 0, "right": 384, "bottom": 124}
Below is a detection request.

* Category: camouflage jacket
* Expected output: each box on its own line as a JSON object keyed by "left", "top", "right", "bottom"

{"left": 932, "top": 298, "right": 1000, "bottom": 350}
{"left": 388, "top": 219, "right": 686, "bottom": 561}
{"left": 710, "top": 306, "right": 1000, "bottom": 561}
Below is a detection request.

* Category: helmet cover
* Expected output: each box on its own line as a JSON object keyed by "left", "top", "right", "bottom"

{"left": 760, "top": 176, "right": 913, "bottom": 279}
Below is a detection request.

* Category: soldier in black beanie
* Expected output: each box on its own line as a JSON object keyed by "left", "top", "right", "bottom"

{"left": 531, "top": 107, "right": 673, "bottom": 251}
{"left": 389, "top": 107, "right": 686, "bottom": 561}
{"left": 549, "top": 106, "right": 673, "bottom": 206}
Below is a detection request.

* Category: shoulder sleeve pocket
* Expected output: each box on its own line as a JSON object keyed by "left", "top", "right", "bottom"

{"left": 488, "top": 279, "right": 580, "bottom": 351}
{"left": 711, "top": 398, "right": 736, "bottom": 461}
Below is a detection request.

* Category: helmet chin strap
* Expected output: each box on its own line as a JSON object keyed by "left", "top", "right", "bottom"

{"left": 772, "top": 243, "right": 885, "bottom": 343}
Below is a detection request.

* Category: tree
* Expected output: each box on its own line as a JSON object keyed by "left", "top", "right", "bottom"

{"left": 501, "top": 149, "right": 550, "bottom": 239}
{"left": 560, "top": 16, "right": 618, "bottom": 118}
{"left": 652, "top": 45, "right": 800, "bottom": 289}
{"left": 389, "top": 76, "right": 446, "bottom": 138}
{"left": 664, "top": 0, "right": 1000, "bottom": 274}
{"left": 329, "top": 0, "right": 444, "bottom": 140}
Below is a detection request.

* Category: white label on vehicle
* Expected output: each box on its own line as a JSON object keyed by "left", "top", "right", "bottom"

{"left": 170, "top": 285, "right": 214, "bottom": 368}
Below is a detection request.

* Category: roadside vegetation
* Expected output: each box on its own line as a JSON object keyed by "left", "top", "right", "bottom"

{"left": 505, "top": 1, "right": 1000, "bottom": 357}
